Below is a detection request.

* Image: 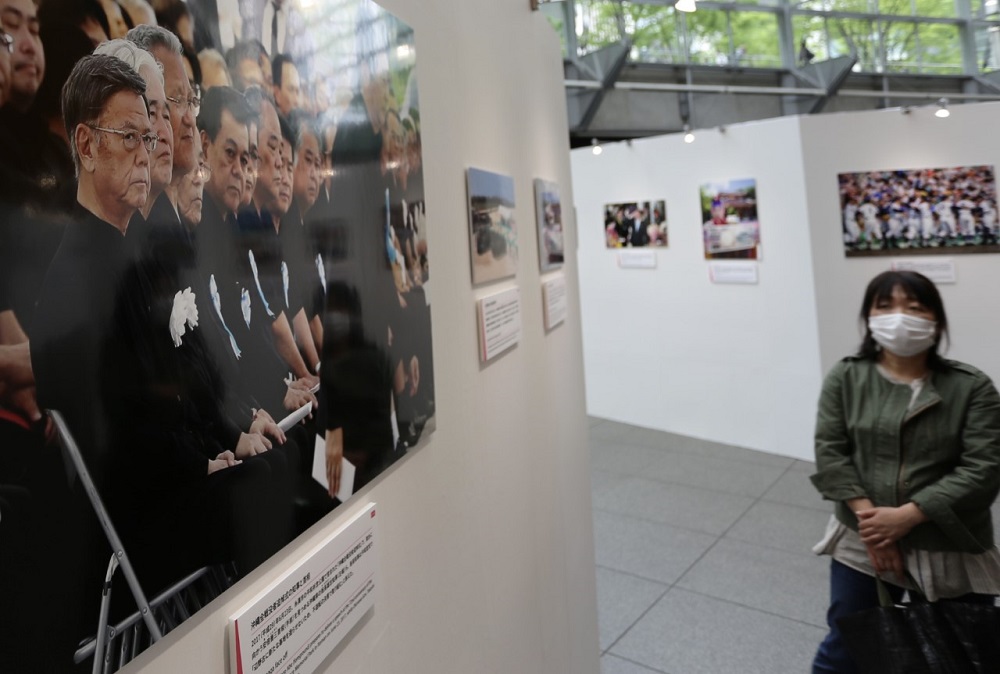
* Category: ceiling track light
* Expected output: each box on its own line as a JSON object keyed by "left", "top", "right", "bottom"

{"left": 675, "top": 0, "right": 697, "bottom": 12}
{"left": 683, "top": 124, "right": 695, "bottom": 144}
{"left": 935, "top": 97, "right": 950, "bottom": 119}
{"left": 591, "top": 138, "right": 603, "bottom": 156}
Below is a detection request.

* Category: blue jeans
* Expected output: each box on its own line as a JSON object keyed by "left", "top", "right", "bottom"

{"left": 812, "top": 559, "right": 996, "bottom": 674}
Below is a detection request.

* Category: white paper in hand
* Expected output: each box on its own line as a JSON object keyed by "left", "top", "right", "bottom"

{"left": 312, "top": 433, "right": 355, "bottom": 502}
{"left": 277, "top": 402, "right": 313, "bottom": 432}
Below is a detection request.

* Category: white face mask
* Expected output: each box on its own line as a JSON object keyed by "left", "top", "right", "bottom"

{"left": 868, "top": 313, "right": 937, "bottom": 357}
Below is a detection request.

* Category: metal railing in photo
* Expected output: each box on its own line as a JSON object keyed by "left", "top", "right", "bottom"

{"left": 49, "top": 410, "right": 236, "bottom": 673}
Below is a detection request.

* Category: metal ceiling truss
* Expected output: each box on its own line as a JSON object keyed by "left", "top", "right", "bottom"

{"left": 555, "top": 0, "right": 1000, "bottom": 145}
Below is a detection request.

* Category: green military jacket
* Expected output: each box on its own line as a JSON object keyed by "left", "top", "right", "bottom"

{"left": 811, "top": 355, "right": 1000, "bottom": 553}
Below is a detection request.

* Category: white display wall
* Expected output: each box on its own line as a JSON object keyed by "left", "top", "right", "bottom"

{"left": 801, "top": 102, "right": 1000, "bottom": 382}
{"left": 128, "top": 3, "right": 598, "bottom": 673}
{"left": 573, "top": 118, "right": 825, "bottom": 461}
{"left": 574, "top": 102, "right": 1000, "bottom": 462}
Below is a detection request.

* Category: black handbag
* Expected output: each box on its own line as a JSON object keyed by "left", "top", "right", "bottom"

{"left": 837, "top": 573, "right": 1000, "bottom": 674}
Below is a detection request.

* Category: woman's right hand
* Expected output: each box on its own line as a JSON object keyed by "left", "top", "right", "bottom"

{"left": 866, "top": 541, "right": 905, "bottom": 580}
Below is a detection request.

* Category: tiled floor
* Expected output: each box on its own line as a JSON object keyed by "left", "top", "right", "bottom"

{"left": 590, "top": 416, "right": 1000, "bottom": 674}
{"left": 589, "top": 417, "right": 831, "bottom": 674}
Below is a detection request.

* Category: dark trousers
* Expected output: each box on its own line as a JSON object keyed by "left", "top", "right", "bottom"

{"left": 813, "top": 558, "right": 996, "bottom": 674}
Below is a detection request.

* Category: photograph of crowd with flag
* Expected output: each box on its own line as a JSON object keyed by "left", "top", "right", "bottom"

{"left": 838, "top": 165, "right": 1000, "bottom": 257}
{"left": 700, "top": 178, "right": 759, "bottom": 260}
{"left": 0, "top": 0, "right": 433, "bottom": 670}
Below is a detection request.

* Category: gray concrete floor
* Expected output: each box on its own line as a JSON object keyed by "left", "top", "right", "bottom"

{"left": 589, "top": 416, "right": 831, "bottom": 674}
{"left": 589, "top": 416, "right": 1000, "bottom": 673}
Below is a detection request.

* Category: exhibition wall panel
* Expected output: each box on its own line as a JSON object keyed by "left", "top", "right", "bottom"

{"left": 130, "top": 3, "right": 597, "bottom": 674}
{"left": 800, "top": 103, "right": 1000, "bottom": 386}
{"left": 571, "top": 119, "right": 824, "bottom": 461}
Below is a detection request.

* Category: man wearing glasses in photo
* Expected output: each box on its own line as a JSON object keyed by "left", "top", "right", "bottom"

{"left": 34, "top": 59, "right": 289, "bottom": 638}
{"left": 27, "top": 54, "right": 154, "bottom": 671}
{"left": 127, "top": 25, "right": 201, "bottom": 221}
{"left": 94, "top": 39, "right": 176, "bottom": 237}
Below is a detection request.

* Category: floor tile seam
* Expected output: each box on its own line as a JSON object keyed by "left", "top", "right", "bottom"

{"left": 601, "top": 652, "right": 674, "bottom": 674}
{"left": 588, "top": 439, "right": 676, "bottom": 457}
{"left": 607, "top": 440, "right": 797, "bottom": 469}
{"left": 594, "top": 563, "right": 677, "bottom": 587}
{"left": 666, "top": 586, "right": 829, "bottom": 630}
{"left": 591, "top": 505, "right": 740, "bottom": 539}
{"left": 591, "top": 425, "right": 787, "bottom": 454}
{"left": 758, "top": 496, "right": 832, "bottom": 514}
{"left": 616, "top": 471, "right": 793, "bottom": 501}
{"left": 598, "top": 472, "right": 775, "bottom": 502}
{"left": 715, "top": 532, "right": 830, "bottom": 562}
{"left": 669, "top": 463, "right": 795, "bottom": 587}
{"left": 714, "top": 460, "right": 798, "bottom": 538}
{"left": 615, "top": 431, "right": 798, "bottom": 459}
{"left": 597, "top": 420, "right": 803, "bottom": 464}
{"left": 602, "top": 583, "right": 675, "bottom": 657}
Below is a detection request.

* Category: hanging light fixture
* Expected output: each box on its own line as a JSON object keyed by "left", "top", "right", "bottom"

{"left": 675, "top": 0, "right": 697, "bottom": 12}
{"left": 935, "top": 97, "right": 951, "bottom": 118}
{"left": 683, "top": 125, "right": 695, "bottom": 144}
{"left": 591, "top": 138, "right": 603, "bottom": 155}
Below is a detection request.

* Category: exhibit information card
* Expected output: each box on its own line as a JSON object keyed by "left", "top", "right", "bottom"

{"left": 542, "top": 276, "right": 568, "bottom": 331}
{"left": 890, "top": 258, "right": 956, "bottom": 284}
{"left": 229, "top": 503, "right": 379, "bottom": 674}
{"left": 708, "top": 261, "right": 759, "bottom": 285}
{"left": 617, "top": 250, "right": 657, "bottom": 269}
{"left": 478, "top": 287, "right": 522, "bottom": 362}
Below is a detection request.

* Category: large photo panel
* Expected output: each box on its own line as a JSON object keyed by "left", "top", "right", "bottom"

{"left": 838, "top": 165, "right": 999, "bottom": 257}
{"left": 0, "top": 0, "right": 434, "bottom": 670}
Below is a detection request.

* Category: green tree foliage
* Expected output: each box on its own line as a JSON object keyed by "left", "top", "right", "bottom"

{"left": 554, "top": 1, "right": 981, "bottom": 74}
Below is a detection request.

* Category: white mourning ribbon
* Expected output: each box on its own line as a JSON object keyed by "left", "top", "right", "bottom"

{"left": 168, "top": 287, "right": 200, "bottom": 347}
{"left": 209, "top": 274, "right": 242, "bottom": 359}
{"left": 281, "top": 260, "right": 290, "bottom": 309}
{"left": 315, "top": 253, "right": 326, "bottom": 295}
{"left": 241, "top": 287, "right": 252, "bottom": 328}
{"left": 248, "top": 249, "right": 275, "bottom": 318}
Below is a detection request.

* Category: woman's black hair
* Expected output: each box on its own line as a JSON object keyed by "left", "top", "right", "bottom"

{"left": 858, "top": 270, "right": 949, "bottom": 368}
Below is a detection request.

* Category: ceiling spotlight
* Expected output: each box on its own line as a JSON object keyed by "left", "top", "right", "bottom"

{"left": 935, "top": 98, "right": 950, "bottom": 118}
{"left": 675, "top": 0, "right": 697, "bottom": 12}
{"left": 591, "top": 138, "right": 603, "bottom": 156}
{"left": 683, "top": 125, "right": 695, "bottom": 144}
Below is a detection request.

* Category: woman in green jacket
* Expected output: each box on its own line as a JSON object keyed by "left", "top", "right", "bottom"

{"left": 811, "top": 270, "right": 1000, "bottom": 674}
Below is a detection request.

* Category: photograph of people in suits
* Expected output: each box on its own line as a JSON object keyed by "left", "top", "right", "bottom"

{"left": 0, "top": 1, "right": 434, "bottom": 669}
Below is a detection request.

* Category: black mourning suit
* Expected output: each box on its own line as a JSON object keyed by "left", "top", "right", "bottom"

{"left": 33, "top": 202, "right": 288, "bottom": 594}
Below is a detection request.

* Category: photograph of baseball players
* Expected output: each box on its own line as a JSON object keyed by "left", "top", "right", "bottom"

{"left": 838, "top": 165, "right": 1000, "bottom": 257}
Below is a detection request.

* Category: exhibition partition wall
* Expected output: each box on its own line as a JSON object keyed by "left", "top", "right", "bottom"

{"left": 19, "top": 2, "right": 594, "bottom": 673}
{"left": 573, "top": 118, "right": 824, "bottom": 461}
{"left": 574, "top": 102, "right": 1000, "bottom": 462}
{"left": 801, "top": 103, "right": 1000, "bottom": 384}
